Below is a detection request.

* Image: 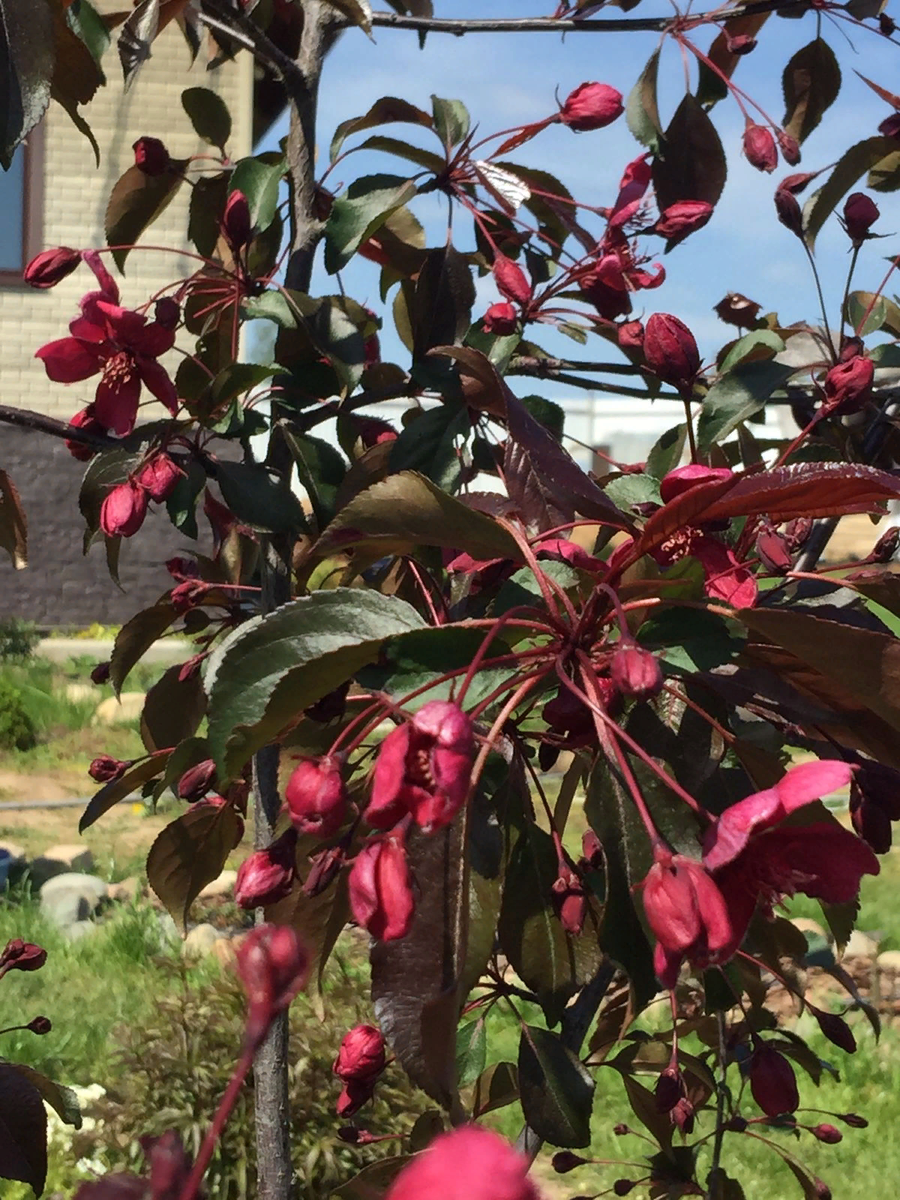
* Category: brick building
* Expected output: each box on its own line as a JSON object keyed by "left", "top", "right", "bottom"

{"left": 0, "top": 7, "right": 253, "bottom": 626}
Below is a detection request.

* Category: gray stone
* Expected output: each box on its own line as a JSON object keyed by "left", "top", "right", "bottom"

{"left": 182, "top": 923, "right": 221, "bottom": 957}
{"left": 0, "top": 840, "right": 27, "bottom": 863}
{"left": 198, "top": 870, "right": 237, "bottom": 900}
{"left": 92, "top": 693, "right": 145, "bottom": 726}
{"left": 41, "top": 872, "right": 107, "bottom": 904}
{"left": 107, "top": 876, "right": 140, "bottom": 903}
{"left": 842, "top": 930, "right": 880, "bottom": 959}
{"left": 30, "top": 846, "right": 94, "bottom": 889}
{"left": 877, "top": 950, "right": 900, "bottom": 972}
{"left": 40, "top": 874, "right": 108, "bottom": 928}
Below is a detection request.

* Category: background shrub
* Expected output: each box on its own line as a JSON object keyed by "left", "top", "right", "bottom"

{"left": 0, "top": 679, "right": 36, "bottom": 751}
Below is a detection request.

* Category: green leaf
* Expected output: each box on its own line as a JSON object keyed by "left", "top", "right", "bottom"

{"left": 229, "top": 154, "right": 284, "bottom": 233}
{"left": 867, "top": 147, "right": 900, "bottom": 192}
{"left": 205, "top": 589, "right": 425, "bottom": 778}
{"left": 388, "top": 402, "right": 470, "bottom": 491}
{"left": 214, "top": 461, "right": 308, "bottom": 534}
{"left": 181, "top": 86, "right": 231, "bottom": 148}
{"left": 603, "top": 474, "right": 662, "bottom": 512}
{"left": 65, "top": 1, "right": 110, "bottom": 65}
{"left": 519, "top": 395, "right": 565, "bottom": 440}
{"left": 698, "top": 360, "right": 793, "bottom": 451}
{"left": 280, "top": 426, "right": 346, "bottom": 530}
{"left": 456, "top": 1020, "right": 487, "bottom": 1087}
{"left": 626, "top": 48, "right": 662, "bottom": 152}
{"left": 109, "top": 601, "right": 179, "bottom": 695}
{"left": 472, "top": 1061, "right": 519, "bottom": 1117}
{"left": 639, "top": 607, "right": 745, "bottom": 672}
{"left": 140, "top": 663, "right": 206, "bottom": 754}
{"left": 146, "top": 801, "right": 242, "bottom": 932}
{"left": 330, "top": 96, "right": 433, "bottom": 162}
{"left": 318, "top": 470, "right": 521, "bottom": 562}
{"left": 718, "top": 329, "right": 785, "bottom": 374}
{"left": 105, "top": 162, "right": 185, "bottom": 271}
{"left": 518, "top": 1025, "right": 595, "bottom": 1148}
{"left": 325, "top": 174, "right": 417, "bottom": 273}
{"left": 354, "top": 133, "right": 445, "bottom": 175}
{"left": 782, "top": 39, "right": 841, "bottom": 143}
{"left": 79, "top": 755, "right": 169, "bottom": 833}
{"left": 431, "top": 95, "right": 470, "bottom": 148}
{"left": 804, "top": 136, "right": 896, "bottom": 247}
{"left": 846, "top": 290, "right": 900, "bottom": 337}
{"left": 646, "top": 424, "right": 687, "bottom": 480}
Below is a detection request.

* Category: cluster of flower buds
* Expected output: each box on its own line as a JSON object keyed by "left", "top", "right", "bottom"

{"left": 99, "top": 453, "right": 184, "bottom": 539}
{"left": 333, "top": 1024, "right": 387, "bottom": 1115}
{"left": 235, "top": 923, "right": 309, "bottom": 1045}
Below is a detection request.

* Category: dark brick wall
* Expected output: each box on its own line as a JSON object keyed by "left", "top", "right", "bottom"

{"left": 0, "top": 429, "right": 199, "bottom": 627}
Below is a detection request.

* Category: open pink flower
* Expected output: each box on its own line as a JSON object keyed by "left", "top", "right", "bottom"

{"left": 386, "top": 1125, "right": 542, "bottom": 1200}
{"left": 35, "top": 252, "right": 177, "bottom": 436}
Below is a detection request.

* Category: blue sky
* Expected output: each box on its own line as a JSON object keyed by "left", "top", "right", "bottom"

{"left": 261, "top": 0, "right": 900, "bottom": 384}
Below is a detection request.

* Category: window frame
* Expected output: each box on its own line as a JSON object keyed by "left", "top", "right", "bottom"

{"left": 0, "top": 124, "right": 45, "bottom": 287}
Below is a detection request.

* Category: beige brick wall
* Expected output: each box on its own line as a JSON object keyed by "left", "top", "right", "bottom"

{"left": 1, "top": 6, "right": 253, "bottom": 422}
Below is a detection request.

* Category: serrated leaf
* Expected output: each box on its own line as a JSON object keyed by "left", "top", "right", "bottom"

{"left": 782, "top": 38, "right": 841, "bottom": 143}
{"left": 804, "top": 136, "right": 896, "bottom": 247}
{"left": 205, "top": 589, "right": 425, "bottom": 778}
{"left": 626, "top": 49, "right": 662, "bottom": 152}
{"left": 229, "top": 154, "right": 284, "bottom": 233}
{"left": 109, "top": 601, "right": 178, "bottom": 695}
{"left": 653, "top": 94, "right": 727, "bottom": 212}
{"left": 698, "top": 360, "right": 793, "bottom": 452}
{"left": 79, "top": 754, "right": 168, "bottom": 832}
{"left": 105, "top": 162, "right": 185, "bottom": 271}
{"left": 431, "top": 95, "right": 470, "bottom": 149}
{"left": 325, "top": 174, "right": 417, "bottom": 273}
{"left": 0, "top": 0, "right": 54, "bottom": 167}
{"left": 330, "top": 95, "right": 433, "bottom": 162}
{"left": 518, "top": 1026, "right": 595, "bottom": 1148}
{"left": 146, "top": 801, "right": 241, "bottom": 931}
{"left": 181, "top": 86, "right": 231, "bottom": 148}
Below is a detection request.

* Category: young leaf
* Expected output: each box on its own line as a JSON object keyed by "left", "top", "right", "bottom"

{"left": 782, "top": 39, "right": 841, "bottom": 143}
{"left": 518, "top": 1026, "right": 595, "bottom": 1148}
{"left": 431, "top": 95, "right": 470, "bottom": 149}
{"left": 105, "top": 162, "right": 186, "bottom": 271}
{"left": 204, "top": 589, "right": 426, "bottom": 778}
{"left": 181, "top": 86, "right": 231, "bottom": 148}
{"left": 330, "top": 96, "right": 434, "bottom": 162}
{"left": 325, "top": 174, "right": 417, "bottom": 273}
{"left": 626, "top": 49, "right": 662, "bottom": 152}
{"left": 697, "top": 360, "right": 793, "bottom": 452}
{"left": 146, "top": 800, "right": 242, "bottom": 931}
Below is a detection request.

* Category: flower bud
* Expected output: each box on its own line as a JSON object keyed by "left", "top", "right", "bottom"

{"left": 727, "top": 32, "right": 757, "bottom": 54}
{"left": 823, "top": 354, "right": 874, "bottom": 413}
{"left": 743, "top": 123, "right": 778, "bottom": 173}
{"left": 659, "top": 463, "right": 732, "bottom": 503}
{"left": 235, "top": 828, "right": 298, "bottom": 909}
{"left": 811, "top": 1008, "right": 856, "bottom": 1054}
{"left": 655, "top": 1067, "right": 685, "bottom": 1113}
{"left": 235, "top": 923, "right": 310, "bottom": 1042}
{"left": 841, "top": 192, "right": 879, "bottom": 246}
{"left": 559, "top": 82, "right": 624, "bottom": 131}
{"left": 89, "top": 755, "right": 129, "bottom": 784}
{"left": 493, "top": 254, "right": 532, "bottom": 306}
{"left": 177, "top": 759, "right": 217, "bottom": 802}
{"left": 65, "top": 406, "right": 105, "bottom": 462}
{"left": 143, "top": 1129, "right": 191, "bottom": 1199}
{"left": 302, "top": 845, "right": 345, "bottom": 897}
{"left": 655, "top": 200, "right": 713, "bottom": 240}
{"left": 784, "top": 516, "right": 813, "bottom": 551}
{"left": 870, "top": 526, "right": 900, "bottom": 563}
{"left": 879, "top": 112, "right": 900, "bottom": 138}
{"left": 670, "top": 1096, "right": 695, "bottom": 1134}
{"left": 614, "top": 1182, "right": 636, "bottom": 1197}
{"left": 756, "top": 527, "right": 793, "bottom": 573}
{"left": 775, "top": 186, "right": 804, "bottom": 238}
{"left": 880, "top": 11, "right": 896, "bottom": 32}
{"left": 0, "top": 940, "right": 47, "bottom": 972}
{"left": 27, "top": 1016, "right": 51, "bottom": 1034}
{"left": 552, "top": 1152, "right": 588, "bottom": 1174}
{"left": 643, "top": 313, "right": 701, "bottom": 395}
{"left": 385, "top": 1125, "right": 539, "bottom": 1200}
{"left": 839, "top": 1112, "right": 868, "bottom": 1128}
{"left": 24, "top": 246, "right": 81, "bottom": 289}
{"left": 136, "top": 453, "right": 183, "bottom": 503}
{"left": 483, "top": 301, "right": 518, "bottom": 335}
{"left": 285, "top": 756, "right": 347, "bottom": 838}
{"left": 100, "top": 481, "right": 148, "bottom": 539}
{"left": 154, "top": 297, "right": 181, "bottom": 329}
{"left": 90, "top": 661, "right": 111, "bottom": 685}
{"left": 748, "top": 1045, "right": 799, "bottom": 1116}
{"left": 610, "top": 644, "right": 663, "bottom": 701}
{"left": 334, "top": 1024, "right": 386, "bottom": 1083}
{"left": 618, "top": 319, "right": 644, "bottom": 350}
{"left": 349, "top": 838, "right": 415, "bottom": 942}
{"left": 778, "top": 131, "right": 801, "bottom": 165}
{"left": 551, "top": 863, "right": 587, "bottom": 936}
{"left": 814, "top": 1181, "right": 832, "bottom": 1200}
{"left": 812, "top": 1124, "right": 842, "bottom": 1144}
{"left": 133, "top": 136, "right": 170, "bottom": 176}
{"left": 223, "top": 189, "right": 252, "bottom": 249}
{"left": 336, "top": 1078, "right": 377, "bottom": 1117}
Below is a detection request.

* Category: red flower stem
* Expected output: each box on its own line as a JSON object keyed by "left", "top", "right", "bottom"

{"left": 469, "top": 673, "right": 545, "bottom": 795}
{"left": 499, "top": 519, "right": 577, "bottom": 626}
{"left": 467, "top": 660, "right": 550, "bottom": 723}
{"left": 178, "top": 1043, "right": 256, "bottom": 1200}
{"left": 404, "top": 556, "right": 446, "bottom": 625}
{"left": 457, "top": 607, "right": 550, "bottom": 705}
{"left": 662, "top": 681, "right": 736, "bottom": 746}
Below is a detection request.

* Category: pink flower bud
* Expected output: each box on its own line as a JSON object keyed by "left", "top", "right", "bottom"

{"left": 89, "top": 755, "right": 129, "bottom": 784}
{"left": 618, "top": 320, "right": 644, "bottom": 350}
{"left": 841, "top": 192, "right": 879, "bottom": 245}
{"left": 743, "top": 123, "right": 778, "bottom": 173}
{"left": 756, "top": 527, "right": 793, "bottom": 573}
{"left": 65, "top": 406, "right": 105, "bottom": 462}
{"left": 235, "top": 924, "right": 310, "bottom": 1041}
{"left": 655, "top": 1066, "right": 685, "bottom": 1113}
{"left": 642, "top": 848, "right": 733, "bottom": 985}
{"left": 870, "top": 526, "right": 900, "bottom": 564}
{"left": 26, "top": 1016, "right": 51, "bottom": 1034}
{"left": 302, "top": 845, "right": 345, "bottom": 896}
{"left": 659, "top": 463, "right": 733, "bottom": 504}
{"left": 643, "top": 313, "right": 701, "bottom": 395}
{"left": 176, "top": 759, "right": 217, "bottom": 801}
{"left": 814, "top": 1180, "right": 832, "bottom": 1200}
{"left": 336, "top": 1079, "right": 377, "bottom": 1117}
{"left": 143, "top": 1130, "right": 191, "bottom": 1199}
{"left": 748, "top": 1045, "right": 799, "bottom": 1116}
{"left": 492, "top": 254, "right": 532, "bottom": 306}
{"left": 0, "top": 940, "right": 47, "bottom": 972}
{"left": 100, "top": 481, "right": 148, "bottom": 538}
{"left": 24, "top": 246, "right": 81, "bottom": 289}
{"left": 812, "top": 1124, "right": 842, "bottom": 1144}
{"left": 154, "top": 297, "right": 180, "bottom": 329}
{"left": 727, "top": 33, "right": 757, "bottom": 54}
{"left": 483, "top": 301, "right": 518, "bottom": 334}
{"left": 223, "top": 190, "right": 252, "bottom": 249}
{"left": 823, "top": 354, "right": 874, "bottom": 413}
{"left": 133, "top": 136, "right": 170, "bottom": 176}
{"left": 367, "top": 701, "right": 474, "bottom": 833}
{"left": 551, "top": 863, "right": 587, "bottom": 936}
{"left": 559, "top": 82, "right": 624, "bottom": 131}
{"left": 879, "top": 112, "right": 900, "bottom": 138}
{"left": 777, "top": 131, "right": 801, "bottom": 166}
{"left": 839, "top": 1112, "right": 868, "bottom": 1128}
{"left": 775, "top": 186, "right": 804, "bottom": 238}
{"left": 90, "top": 661, "right": 111, "bottom": 685}
{"left": 235, "top": 828, "right": 298, "bottom": 909}
{"left": 136, "top": 453, "right": 183, "bottom": 502}
{"left": 552, "top": 1152, "right": 587, "bottom": 1174}
{"left": 655, "top": 200, "right": 713, "bottom": 240}
{"left": 334, "top": 1024, "right": 386, "bottom": 1083}
{"left": 349, "top": 838, "right": 415, "bottom": 942}
{"left": 784, "top": 516, "right": 813, "bottom": 551}
{"left": 609, "top": 644, "right": 663, "bottom": 700}
{"left": 385, "top": 1125, "right": 540, "bottom": 1200}
{"left": 285, "top": 756, "right": 347, "bottom": 838}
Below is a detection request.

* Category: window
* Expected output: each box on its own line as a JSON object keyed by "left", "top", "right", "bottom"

{"left": 0, "top": 125, "right": 43, "bottom": 285}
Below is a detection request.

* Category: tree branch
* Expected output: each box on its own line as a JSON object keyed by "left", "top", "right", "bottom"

{"left": 0, "top": 404, "right": 119, "bottom": 450}
{"left": 367, "top": 0, "right": 798, "bottom": 36}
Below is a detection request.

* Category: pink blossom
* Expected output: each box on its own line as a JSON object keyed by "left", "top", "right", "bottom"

{"left": 386, "top": 1125, "right": 542, "bottom": 1200}
{"left": 349, "top": 837, "right": 415, "bottom": 941}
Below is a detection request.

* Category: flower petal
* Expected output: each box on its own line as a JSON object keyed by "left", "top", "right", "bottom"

{"left": 94, "top": 372, "right": 141, "bottom": 436}
{"left": 36, "top": 337, "right": 102, "bottom": 383}
{"left": 703, "top": 787, "right": 781, "bottom": 870}
{"left": 775, "top": 759, "right": 853, "bottom": 814}
{"left": 137, "top": 358, "right": 178, "bottom": 414}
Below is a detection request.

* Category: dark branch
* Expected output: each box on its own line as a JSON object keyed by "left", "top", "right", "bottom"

{"left": 0, "top": 404, "right": 118, "bottom": 450}
{"left": 368, "top": 0, "right": 798, "bottom": 36}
